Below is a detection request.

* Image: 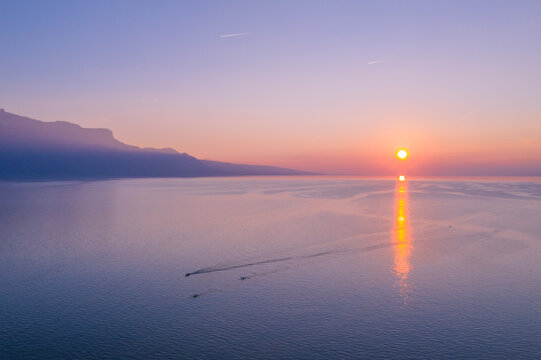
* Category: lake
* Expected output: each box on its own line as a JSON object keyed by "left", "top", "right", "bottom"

{"left": 1, "top": 177, "right": 540, "bottom": 359}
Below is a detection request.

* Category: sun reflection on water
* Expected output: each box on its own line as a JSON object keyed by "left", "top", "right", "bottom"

{"left": 392, "top": 180, "right": 413, "bottom": 303}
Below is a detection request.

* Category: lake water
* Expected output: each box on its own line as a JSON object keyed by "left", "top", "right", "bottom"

{"left": 1, "top": 177, "right": 541, "bottom": 359}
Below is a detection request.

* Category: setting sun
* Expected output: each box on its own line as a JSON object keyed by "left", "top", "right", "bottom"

{"left": 398, "top": 175, "right": 406, "bottom": 181}
{"left": 396, "top": 149, "right": 408, "bottom": 160}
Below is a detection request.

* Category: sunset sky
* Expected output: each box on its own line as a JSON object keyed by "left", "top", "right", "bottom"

{"left": 2, "top": 0, "right": 540, "bottom": 175}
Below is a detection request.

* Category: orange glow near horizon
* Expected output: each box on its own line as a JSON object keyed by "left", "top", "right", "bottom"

{"left": 396, "top": 149, "right": 408, "bottom": 160}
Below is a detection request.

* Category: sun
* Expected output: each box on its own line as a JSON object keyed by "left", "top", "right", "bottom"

{"left": 396, "top": 149, "right": 408, "bottom": 160}
{"left": 398, "top": 175, "right": 406, "bottom": 182}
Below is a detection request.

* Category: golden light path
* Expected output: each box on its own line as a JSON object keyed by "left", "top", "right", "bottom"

{"left": 392, "top": 179, "right": 413, "bottom": 302}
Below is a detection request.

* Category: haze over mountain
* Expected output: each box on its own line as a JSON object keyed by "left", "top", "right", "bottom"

{"left": 0, "top": 109, "right": 310, "bottom": 180}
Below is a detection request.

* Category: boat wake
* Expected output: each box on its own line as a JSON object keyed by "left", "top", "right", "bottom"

{"left": 185, "top": 250, "right": 333, "bottom": 277}
{"left": 184, "top": 239, "right": 414, "bottom": 278}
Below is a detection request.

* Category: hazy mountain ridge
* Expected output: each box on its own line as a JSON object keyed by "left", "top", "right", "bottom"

{"left": 0, "top": 109, "right": 310, "bottom": 179}
{"left": 0, "top": 109, "right": 174, "bottom": 153}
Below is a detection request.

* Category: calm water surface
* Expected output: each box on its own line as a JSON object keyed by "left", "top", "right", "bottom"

{"left": 1, "top": 177, "right": 541, "bottom": 359}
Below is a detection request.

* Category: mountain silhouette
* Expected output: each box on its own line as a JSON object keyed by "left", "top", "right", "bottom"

{"left": 0, "top": 109, "right": 310, "bottom": 179}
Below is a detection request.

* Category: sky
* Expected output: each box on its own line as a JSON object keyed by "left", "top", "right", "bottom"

{"left": 1, "top": 0, "right": 541, "bottom": 175}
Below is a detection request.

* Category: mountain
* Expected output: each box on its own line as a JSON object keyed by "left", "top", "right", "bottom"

{"left": 0, "top": 109, "right": 310, "bottom": 180}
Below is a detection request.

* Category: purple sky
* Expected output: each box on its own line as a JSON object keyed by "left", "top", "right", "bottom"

{"left": 1, "top": 0, "right": 540, "bottom": 174}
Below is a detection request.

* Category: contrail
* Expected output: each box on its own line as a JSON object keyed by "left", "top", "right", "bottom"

{"left": 367, "top": 60, "right": 382, "bottom": 65}
{"left": 219, "top": 32, "right": 250, "bottom": 38}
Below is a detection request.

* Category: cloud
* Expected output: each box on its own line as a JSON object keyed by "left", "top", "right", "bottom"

{"left": 367, "top": 60, "right": 382, "bottom": 65}
{"left": 219, "top": 32, "right": 250, "bottom": 38}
